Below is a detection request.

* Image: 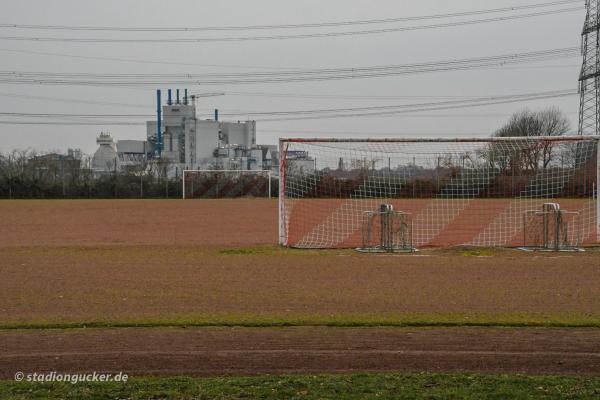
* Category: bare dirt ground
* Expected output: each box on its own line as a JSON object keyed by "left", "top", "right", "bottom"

{"left": 1, "top": 327, "right": 599, "bottom": 377}
{"left": 1, "top": 199, "right": 600, "bottom": 377}
{"left": 0, "top": 199, "right": 278, "bottom": 248}
{"left": 1, "top": 245, "right": 600, "bottom": 324}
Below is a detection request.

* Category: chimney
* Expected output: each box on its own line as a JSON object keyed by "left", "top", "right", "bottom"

{"left": 156, "top": 89, "right": 162, "bottom": 157}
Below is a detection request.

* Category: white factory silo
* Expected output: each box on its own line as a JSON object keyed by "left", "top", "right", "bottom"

{"left": 91, "top": 132, "right": 117, "bottom": 174}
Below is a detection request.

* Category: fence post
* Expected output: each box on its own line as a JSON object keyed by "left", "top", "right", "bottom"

{"left": 8, "top": 154, "right": 12, "bottom": 199}
{"left": 268, "top": 171, "right": 272, "bottom": 199}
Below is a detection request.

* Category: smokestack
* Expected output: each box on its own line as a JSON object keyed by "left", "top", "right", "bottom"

{"left": 176, "top": 89, "right": 180, "bottom": 105}
{"left": 184, "top": 89, "right": 188, "bottom": 105}
{"left": 156, "top": 90, "right": 162, "bottom": 157}
{"left": 167, "top": 89, "right": 172, "bottom": 106}
{"left": 214, "top": 109, "right": 219, "bottom": 121}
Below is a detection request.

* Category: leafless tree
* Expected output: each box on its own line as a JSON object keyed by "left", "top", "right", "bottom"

{"left": 490, "top": 107, "right": 570, "bottom": 172}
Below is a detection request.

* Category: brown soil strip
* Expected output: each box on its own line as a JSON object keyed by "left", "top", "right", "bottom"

{"left": 1, "top": 327, "right": 599, "bottom": 377}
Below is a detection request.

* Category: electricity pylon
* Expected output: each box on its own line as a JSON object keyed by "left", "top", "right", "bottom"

{"left": 579, "top": 0, "right": 600, "bottom": 135}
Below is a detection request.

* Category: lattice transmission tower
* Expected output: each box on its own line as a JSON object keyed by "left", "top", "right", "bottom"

{"left": 579, "top": 0, "right": 600, "bottom": 135}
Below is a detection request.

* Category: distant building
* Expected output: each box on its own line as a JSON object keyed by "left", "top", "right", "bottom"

{"left": 92, "top": 89, "right": 277, "bottom": 177}
{"left": 285, "top": 150, "right": 315, "bottom": 173}
{"left": 30, "top": 148, "right": 83, "bottom": 180}
{"left": 91, "top": 132, "right": 149, "bottom": 176}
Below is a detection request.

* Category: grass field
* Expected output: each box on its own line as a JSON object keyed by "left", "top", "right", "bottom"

{"left": 3, "top": 373, "right": 600, "bottom": 400}
{"left": 1, "top": 200, "right": 599, "bottom": 399}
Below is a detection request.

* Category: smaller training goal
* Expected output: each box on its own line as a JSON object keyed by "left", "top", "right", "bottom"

{"left": 183, "top": 170, "right": 272, "bottom": 199}
{"left": 357, "top": 204, "right": 415, "bottom": 253}
{"left": 521, "top": 202, "right": 582, "bottom": 251}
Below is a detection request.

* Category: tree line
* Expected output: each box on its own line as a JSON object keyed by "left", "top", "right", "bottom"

{"left": 0, "top": 150, "right": 183, "bottom": 199}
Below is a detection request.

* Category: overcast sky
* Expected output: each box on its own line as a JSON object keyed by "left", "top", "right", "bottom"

{"left": 0, "top": 0, "right": 586, "bottom": 154}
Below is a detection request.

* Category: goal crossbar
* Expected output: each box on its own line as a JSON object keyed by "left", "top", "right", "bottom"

{"left": 281, "top": 136, "right": 600, "bottom": 143}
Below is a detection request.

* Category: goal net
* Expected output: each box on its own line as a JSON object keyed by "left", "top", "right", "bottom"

{"left": 279, "top": 136, "right": 599, "bottom": 249}
{"left": 183, "top": 170, "right": 272, "bottom": 199}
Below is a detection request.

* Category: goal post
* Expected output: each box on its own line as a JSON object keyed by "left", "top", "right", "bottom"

{"left": 279, "top": 136, "right": 600, "bottom": 249}
{"left": 183, "top": 170, "right": 272, "bottom": 199}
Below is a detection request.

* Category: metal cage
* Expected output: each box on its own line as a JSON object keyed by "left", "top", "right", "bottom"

{"left": 522, "top": 203, "right": 582, "bottom": 252}
{"left": 357, "top": 204, "right": 415, "bottom": 253}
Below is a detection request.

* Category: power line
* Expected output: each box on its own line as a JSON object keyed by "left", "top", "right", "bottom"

{"left": 227, "top": 83, "right": 580, "bottom": 101}
{"left": 220, "top": 89, "right": 576, "bottom": 117}
{"left": 0, "top": 91, "right": 151, "bottom": 108}
{"left": 0, "top": 88, "right": 579, "bottom": 115}
{"left": 0, "top": 47, "right": 580, "bottom": 73}
{"left": 0, "top": 1, "right": 580, "bottom": 32}
{"left": 0, "top": 112, "right": 151, "bottom": 118}
{"left": 0, "top": 120, "right": 144, "bottom": 126}
{"left": 256, "top": 90, "right": 579, "bottom": 121}
{"left": 0, "top": 48, "right": 300, "bottom": 70}
{"left": 259, "top": 128, "right": 581, "bottom": 136}
{"left": 0, "top": 47, "right": 580, "bottom": 87}
{"left": 2, "top": 47, "right": 579, "bottom": 78}
{"left": 0, "top": 7, "right": 583, "bottom": 43}
{"left": 0, "top": 89, "right": 578, "bottom": 123}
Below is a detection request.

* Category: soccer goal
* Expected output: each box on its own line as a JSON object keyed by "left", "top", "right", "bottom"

{"left": 183, "top": 170, "right": 272, "bottom": 199}
{"left": 278, "top": 136, "right": 599, "bottom": 249}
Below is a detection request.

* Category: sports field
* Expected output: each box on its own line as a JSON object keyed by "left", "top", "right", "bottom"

{"left": 1, "top": 199, "right": 600, "bottom": 398}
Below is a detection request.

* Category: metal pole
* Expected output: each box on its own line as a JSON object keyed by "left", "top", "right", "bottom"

{"left": 436, "top": 156, "right": 440, "bottom": 193}
{"left": 8, "top": 154, "right": 12, "bottom": 199}
{"left": 544, "top": 211, "right": 549, "bottom": 249}
{"left": 156, "top": 90, "right": 162, "bottom": 158}
{"left": 114, "top": 157, "right": 117, "bottom": 198}
{"left": 61, "top": 158, "right": 66, "bottom": 197}
{"left": 182, "top": 171, "right": 186, "bottom": 200}
{"left": 268, "top": 171, "right": 272, "bottom": 199}
{"left": 191, "top": 172, "right": 195, "bottom": 199}
{"left": 555, "top": 211, "right": 561, "bottom": 251}
{"left": 523, "top": 213, "right": 527, "bottom": 248}
{"left": 278, "top": 139, "right": 287, "bottom": 246}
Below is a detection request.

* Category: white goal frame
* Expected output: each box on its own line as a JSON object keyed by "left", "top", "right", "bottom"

{"left": 183, "top": 169, "right": 272, "bottom": 199}
{"left": 279, "top": 136, "right": 600, "bottom": 249}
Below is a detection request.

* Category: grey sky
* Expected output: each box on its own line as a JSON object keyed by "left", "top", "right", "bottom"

{"left": 0, "top": 0, "right": 585, "bottom": 154}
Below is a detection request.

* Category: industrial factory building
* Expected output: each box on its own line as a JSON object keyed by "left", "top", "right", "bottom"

{"left": 92, "top": 89, "right": 278, "bottom": 177}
